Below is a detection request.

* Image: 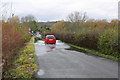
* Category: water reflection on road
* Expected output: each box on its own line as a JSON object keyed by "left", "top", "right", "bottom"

{"left": 46, "top": 44, "right": 56, "bottom": 52}
{"left": 34, "top": 40, "right": 70, "bottom": 56}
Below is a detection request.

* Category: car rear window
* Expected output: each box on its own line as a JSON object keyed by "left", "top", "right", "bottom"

{"left": 46, "top": 36, "right": 55, "bottom": 39}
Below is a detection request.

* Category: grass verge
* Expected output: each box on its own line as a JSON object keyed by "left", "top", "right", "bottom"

{"left": 66, "top": 43, "right": 118, "bottom": 61}
{"left": 4, "top": 37, "right": 38, "bottom": 79}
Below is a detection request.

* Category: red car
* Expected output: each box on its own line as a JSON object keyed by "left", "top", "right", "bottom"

{"left": 45, "top": 35, "right": 56, "bottom": 44}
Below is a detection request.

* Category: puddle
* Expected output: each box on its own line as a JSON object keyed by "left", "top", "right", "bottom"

{"left": 37, "top": 69, "right": 45, "bottom": 76}
{"left": 35, "top": 40, "right": 70, "bottom": 56}
{"left": 45, "top": 44, "right": 56, "bottom": 52}
{"left": 35, "top": 40, "right": 99, "bottom": 57}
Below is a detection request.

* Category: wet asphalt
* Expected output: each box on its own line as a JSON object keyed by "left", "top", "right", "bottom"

{"left": 34, "top": 40, "right": 118, "bottom": 78}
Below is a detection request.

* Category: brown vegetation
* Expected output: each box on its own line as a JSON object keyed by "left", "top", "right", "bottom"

{"left": 2, "top": 16, "right": 31, "bottom": 71}
{"left": 51, "top": 18, "right": 118, "bottom": 57}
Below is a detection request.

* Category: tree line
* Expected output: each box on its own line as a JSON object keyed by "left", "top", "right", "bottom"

{"left": 51, "top": 11, "right": 119, "bottom": 58}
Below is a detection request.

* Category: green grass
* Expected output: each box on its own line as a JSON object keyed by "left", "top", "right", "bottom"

{"left": 4, "top": 37, "right": 38, "bottom": 79}
{"left": 66, "top": 43, "right": 118, "bottom": 61}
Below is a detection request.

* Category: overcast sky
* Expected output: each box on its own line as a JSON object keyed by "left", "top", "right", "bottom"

{"left": 1, "top": 0, "right": 119, "bottom": 21}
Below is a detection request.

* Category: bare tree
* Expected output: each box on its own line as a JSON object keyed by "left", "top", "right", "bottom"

{"left": 67, "top": 11, "right": 88, "bottom": 22}
{"left": 21, "top": 15, "right": 35, "bottom": 23}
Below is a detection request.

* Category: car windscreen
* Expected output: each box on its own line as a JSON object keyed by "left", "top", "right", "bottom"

{"left": 46, "top": 36, "right": 55, "bottom": 39}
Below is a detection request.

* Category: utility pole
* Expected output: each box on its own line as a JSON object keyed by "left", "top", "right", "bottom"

{"left": 10, "top": 0, "right": 13, "bottom": 18}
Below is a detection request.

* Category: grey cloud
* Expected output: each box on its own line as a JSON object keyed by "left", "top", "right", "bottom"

{"left": 3, "top": 0, "right": 118, "bottom": 21}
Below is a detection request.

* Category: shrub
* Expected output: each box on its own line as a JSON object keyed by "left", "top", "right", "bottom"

{"left": 2, "top": 17, "right": 31, "bottom": 71}
{"left": 21, "top": 44, "right": 35, "bottom": 54}
{"left": 22, "top": 34, "right": 31, "bottom": 42}
{"left": 4, "top": 37, "right": 37, "bottom": 79}
{"left": 98, "top": 29, "right": 118, "bottom": 57}
{"left": 51, "top": 19, "right": 118, "bottom": 58}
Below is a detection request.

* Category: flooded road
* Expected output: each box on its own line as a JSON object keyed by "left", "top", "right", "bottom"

{"left": 34, "top": 40, "right": 118, "bottom": 78}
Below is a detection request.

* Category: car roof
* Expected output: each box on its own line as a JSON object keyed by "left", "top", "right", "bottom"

{"left": 46, "top": 35, "right": 55, "bottom": 37}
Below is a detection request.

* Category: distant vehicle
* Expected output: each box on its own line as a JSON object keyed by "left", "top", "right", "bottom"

{"left": 45, "top": 35, "right": 56, "bottom": 44}
{"left": 34, "top": 32, "right": 42, "bottom": 43}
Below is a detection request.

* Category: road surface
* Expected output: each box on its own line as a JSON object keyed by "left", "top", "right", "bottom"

{"left": 34, "top": 40, "right": 118, "bottom": 78}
